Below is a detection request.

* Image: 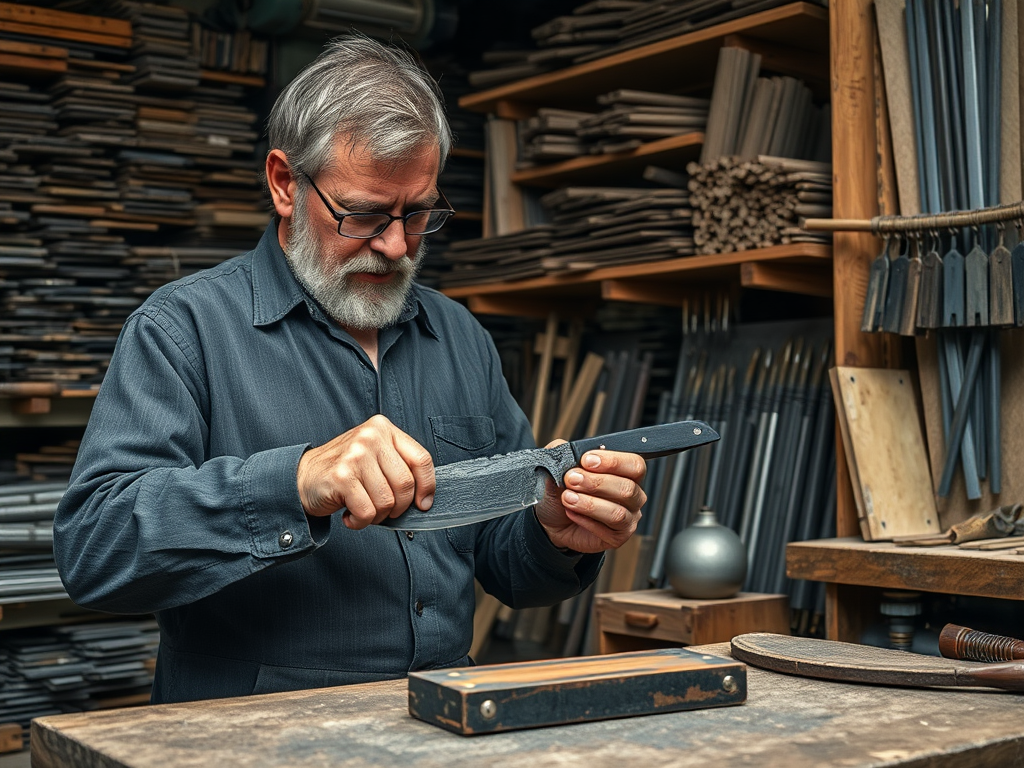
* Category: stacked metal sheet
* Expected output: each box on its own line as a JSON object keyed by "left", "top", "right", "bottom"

{"left": 0, "top": 2, "right": 267, "bottom": 388}
{"left": 468, "top": 0, "right": 814, "bottom": 87}
{"left": 0, "top": 618, "right": 158, "bottom": 743}
{"left": 518, "top": 90, "right": 710, "bottom": 165}
{"left": 440, "top": 187, "right": 692, "bottom": 286}
{"left": 0, "top": 482, "right": 68, "bottom": 605}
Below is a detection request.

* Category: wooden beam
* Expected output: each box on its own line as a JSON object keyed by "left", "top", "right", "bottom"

{"left": 830, "top": 0, "right": 888, "bottom": 541}
{"left": 494, "top": 100, "right": 534, "bottom": 121}
{"left": 466, "top": 294, "right": 596, "bottom": 318}
{"left": 601, "top": 279, "right": 688, "bottom": 306}
{"left": 740, "top": 261, "right": 833, "bottom": 297}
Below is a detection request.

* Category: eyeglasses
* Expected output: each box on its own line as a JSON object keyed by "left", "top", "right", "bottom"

{"left": 301, "top": 171, "right": 456, "bottom": 239}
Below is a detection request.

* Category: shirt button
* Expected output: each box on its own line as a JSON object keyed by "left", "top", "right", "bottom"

{"left": 406, "top": 531, "right": 415, "bottom": 540}
{"left": 279, "top": 531, "right": 294, "bottom": 549}
{"left": 415, "top": 600, "right": 424, "bottom": 616}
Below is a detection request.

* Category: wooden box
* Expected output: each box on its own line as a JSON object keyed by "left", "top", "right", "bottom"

{"left": 408, "top": 647, "right": 746, "bottom": 735}
{"left": 594, "top": 589, "right": 790, "bottom": 654}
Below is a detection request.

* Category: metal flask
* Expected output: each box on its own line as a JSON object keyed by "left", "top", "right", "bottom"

{"left": 666, "top": 507, "right": 747, "bottom": 599}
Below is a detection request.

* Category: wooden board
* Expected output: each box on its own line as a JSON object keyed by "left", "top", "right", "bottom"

{"left": 831, "top": 367, "right": 939, "bottom": 540}
{"left": 408, "top": 647, "right": 745, "bottom": 734}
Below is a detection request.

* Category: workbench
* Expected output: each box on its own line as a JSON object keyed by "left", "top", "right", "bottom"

{"left": 31, "top": 642, "right": 1024, "bottom": 767}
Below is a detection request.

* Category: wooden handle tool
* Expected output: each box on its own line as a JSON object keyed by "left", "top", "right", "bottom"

{"left": 939, "top": 623, "right": 1024, "bottom": 663}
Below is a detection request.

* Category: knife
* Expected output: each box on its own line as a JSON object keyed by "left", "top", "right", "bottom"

{"left": 380, "top": 420, "right": 720, "bottom": 531}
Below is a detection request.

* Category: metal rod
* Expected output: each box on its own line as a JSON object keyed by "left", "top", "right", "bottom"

{"left": 802, "top": 200, "right": 1024, "bottom": 233}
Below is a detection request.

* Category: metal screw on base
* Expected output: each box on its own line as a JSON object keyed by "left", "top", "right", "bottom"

{"left": 722, "top": 675, "right": 738, "bottom": 693}
{"left": 480, "top": 700, "right": 497, "bottom": 720}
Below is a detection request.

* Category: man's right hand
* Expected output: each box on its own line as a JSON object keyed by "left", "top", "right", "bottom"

{"left": 296, "top": 415, "right": 435, "bottom": 530}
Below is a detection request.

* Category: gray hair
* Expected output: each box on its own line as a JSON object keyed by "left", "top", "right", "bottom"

{"left": 267, "top": 33, "right": 452, "bottom": 179}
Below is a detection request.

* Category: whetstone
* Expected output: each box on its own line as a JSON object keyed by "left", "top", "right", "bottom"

{"left": 408, "top": 647, "right": 746, "bottom": 735}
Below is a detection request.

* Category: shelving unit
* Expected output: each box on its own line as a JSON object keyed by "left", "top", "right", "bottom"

{"left": 511, "top": 132, "right": 704, "bottom": 188}
{"left": 459, "top": 3, "right": 828, "bottom": 115}
{"left": 443, "top": 243, "right": 832, "bottom": 316}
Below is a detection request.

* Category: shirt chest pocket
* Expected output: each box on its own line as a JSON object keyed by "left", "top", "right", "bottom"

{"left": 428, "top": 415, "right": 496, "bottom": 466}
{"left": 429, "top": 415, "right": 496, "bottom": 555}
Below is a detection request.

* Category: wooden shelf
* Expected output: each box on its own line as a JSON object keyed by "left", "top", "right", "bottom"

{"left": 452, "top": 211, "right": 483, "bottom": 222}
{"left": 199, "top": 69, "right": 265, "bottom": 87}
{"left": 786, "top": 538, "right": 1024, "bottom": 602}
{"left": 1, "top": 386, "right": 97, "bottom": 427}
{"left": 459, "top": 2, "right": 828, "bottom": 114}
{"left": 441, "top": 242, "right": 831, "bottom": 316}
{"left": 512, "top": 132, "right": 704, "bottom": 188}
{"left": 450, "top": 147, "right": 485, "bottom": 160}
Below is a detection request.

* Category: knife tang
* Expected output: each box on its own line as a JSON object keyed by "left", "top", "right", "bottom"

{"left": 569, "top": 420, "right": 719, "bottom": 463}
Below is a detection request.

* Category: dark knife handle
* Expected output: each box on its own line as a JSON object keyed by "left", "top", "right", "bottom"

{"left": 569, "top": 420, "right": 720, "bottom": 462}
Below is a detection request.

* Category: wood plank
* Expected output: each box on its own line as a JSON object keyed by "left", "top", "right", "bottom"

{"left": 199, "top": 70, "right": 265, "bottom": 87}
{"left": 0, "top": 52, "right": 67, "bottom": 74}
{"left": 829, "top": 0, "right": 890, "bottom": 544}
{"left": 0, "top": 39, "right": 67, "bottom": 58}
{"left": 831, "top": 367, "right": 940, "bottom": 540}
{"left": 739, "top": 261, "right": 833, "bottom": 296}
{"left": 460, "top": 3, "right": 828, "bottom": 113}
{"left": 511, "top": 133, "right": 703, "bottom": 188}
{"left": 0, "top": 20, "right": 131, "bottom": 48}
{"left": 0, "top": 3, "right": 131, "bottom": 37}
{"left": 788, "top": 537, "right": 1024, "bottom": 601}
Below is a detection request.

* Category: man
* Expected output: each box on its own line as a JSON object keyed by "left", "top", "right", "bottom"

{"left": 54, "top": 34, "right": 647, "bottom": 704}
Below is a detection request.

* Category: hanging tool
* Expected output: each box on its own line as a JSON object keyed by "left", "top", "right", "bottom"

{"left": 882, "top": 237, "right": 910, "bottom": 334}
{"left": 861, "top": 236, "right": 891, "bottom": 333}
{"left": 900, "top": 233, "right": 923, "bottom": 335}
{"left": 916, "top": 230, "right": 944, "bottom": 330}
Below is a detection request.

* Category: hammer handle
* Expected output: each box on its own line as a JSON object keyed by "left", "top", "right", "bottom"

{"left": 939, "top": 623, "right": 1024, "bottom": 662}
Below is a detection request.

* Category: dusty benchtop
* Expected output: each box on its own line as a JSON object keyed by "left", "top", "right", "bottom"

{"left": 30, "top": 642, "right": 1024, "bottom": 768}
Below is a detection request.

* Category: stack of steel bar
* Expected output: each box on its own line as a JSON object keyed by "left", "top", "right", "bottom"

{"left": 638, "top": 309, "right": 836, "bottom": 635}
{"left": 0, "top": 482, "right": 69, "bottom": 606}
{"left": 0, "top": 618, "right": 159, "bottom": 747}
{"left": 0, "top": 2, "right": 266, "bottom": 389}
{"left": 867, "top": 0, "right": 1020, "bottom": 504}
{"left": 440, "top": 187, "right": 692, "bottom": 286}
{"left": 518, "top": 90, "right": 710, "bottom": 164}
{"left": 467, "top": 0, "right": 807, "bottom": 87}
{"left": 687, "top": 155, "right": 833, "bottom": 253}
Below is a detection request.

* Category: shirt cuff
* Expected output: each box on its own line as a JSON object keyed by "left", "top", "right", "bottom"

{"left": 240, "top": 443, "right": 330, "bottom": 559}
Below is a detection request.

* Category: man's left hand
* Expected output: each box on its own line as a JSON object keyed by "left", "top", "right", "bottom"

{"left": 533, "top": 441, "right": 647, "bottom": 554}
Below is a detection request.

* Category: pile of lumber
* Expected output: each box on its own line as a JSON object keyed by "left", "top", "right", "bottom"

{"left": 0, "top": 2, "right": 267, "bottom": 387}
{"left": 687, "top": 156, "right": 832, "bottom": 253}
{"left": 440, "top": 186, "right": 692, "bottom": 286}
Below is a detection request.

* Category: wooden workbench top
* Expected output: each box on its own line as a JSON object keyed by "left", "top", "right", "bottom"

{"left": 31, "top": 642, "right": 1024, "bottom": 767}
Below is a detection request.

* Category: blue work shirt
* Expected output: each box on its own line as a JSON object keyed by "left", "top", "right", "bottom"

{"left": 54, "top": 223, "right": 602, "bottom": 703}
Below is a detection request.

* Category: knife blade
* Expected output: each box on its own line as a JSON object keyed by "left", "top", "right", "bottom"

{"left": 380, "top": 420, "right": 720, "bottom": 531}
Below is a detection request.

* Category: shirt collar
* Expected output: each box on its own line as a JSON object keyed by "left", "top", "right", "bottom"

{"left": 250, "top": 222, "right": 439, "bottom": 341}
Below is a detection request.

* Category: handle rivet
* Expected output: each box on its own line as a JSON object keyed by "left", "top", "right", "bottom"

{"left": 693, "top": 428, "right": 702, "bottom": 435}
{"left": 599, "top": 444, "right": 606, "bottom": 449}
{"left": 480, "top": 700, "right": 498, "bottom": 720}
{"left": 722, "top": 675, "right": 738, "bottom": 693}
{"left": 641, "top": 437, "right": 647, "bottom": 443}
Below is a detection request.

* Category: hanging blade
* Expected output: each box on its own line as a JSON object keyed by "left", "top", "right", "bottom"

{"left": 942, "top": 239, "right": 966, "bottom": 327}
{"left": 900, "top": 235, "right": 924, "bottom": 335}
{"left": 989, "top": 236, "right": 1014, "bottom": 326}
{"left": 917, "top": 236, "right": 944, "bottom": 329}
{"left": 882, "top": 238, "right": 910, "bottom": 333}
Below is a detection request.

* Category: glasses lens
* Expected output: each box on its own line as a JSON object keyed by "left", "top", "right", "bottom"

{"left": 404, "top": 210, "right": 453, "bottom": 235}
{"left": 338, "top": 213, "right": 390, "bottom": 238}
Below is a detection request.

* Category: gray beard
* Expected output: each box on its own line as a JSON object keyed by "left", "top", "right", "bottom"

{"left": 285, "top": 190, "right": 424, "bottom": 330}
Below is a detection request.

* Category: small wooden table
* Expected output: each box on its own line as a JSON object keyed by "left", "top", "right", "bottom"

{"left": 593, "top": 589, "right": 790, "bottom": 653}
{"left": 30, "top": 642, "right": 1024, "bottom": 767}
